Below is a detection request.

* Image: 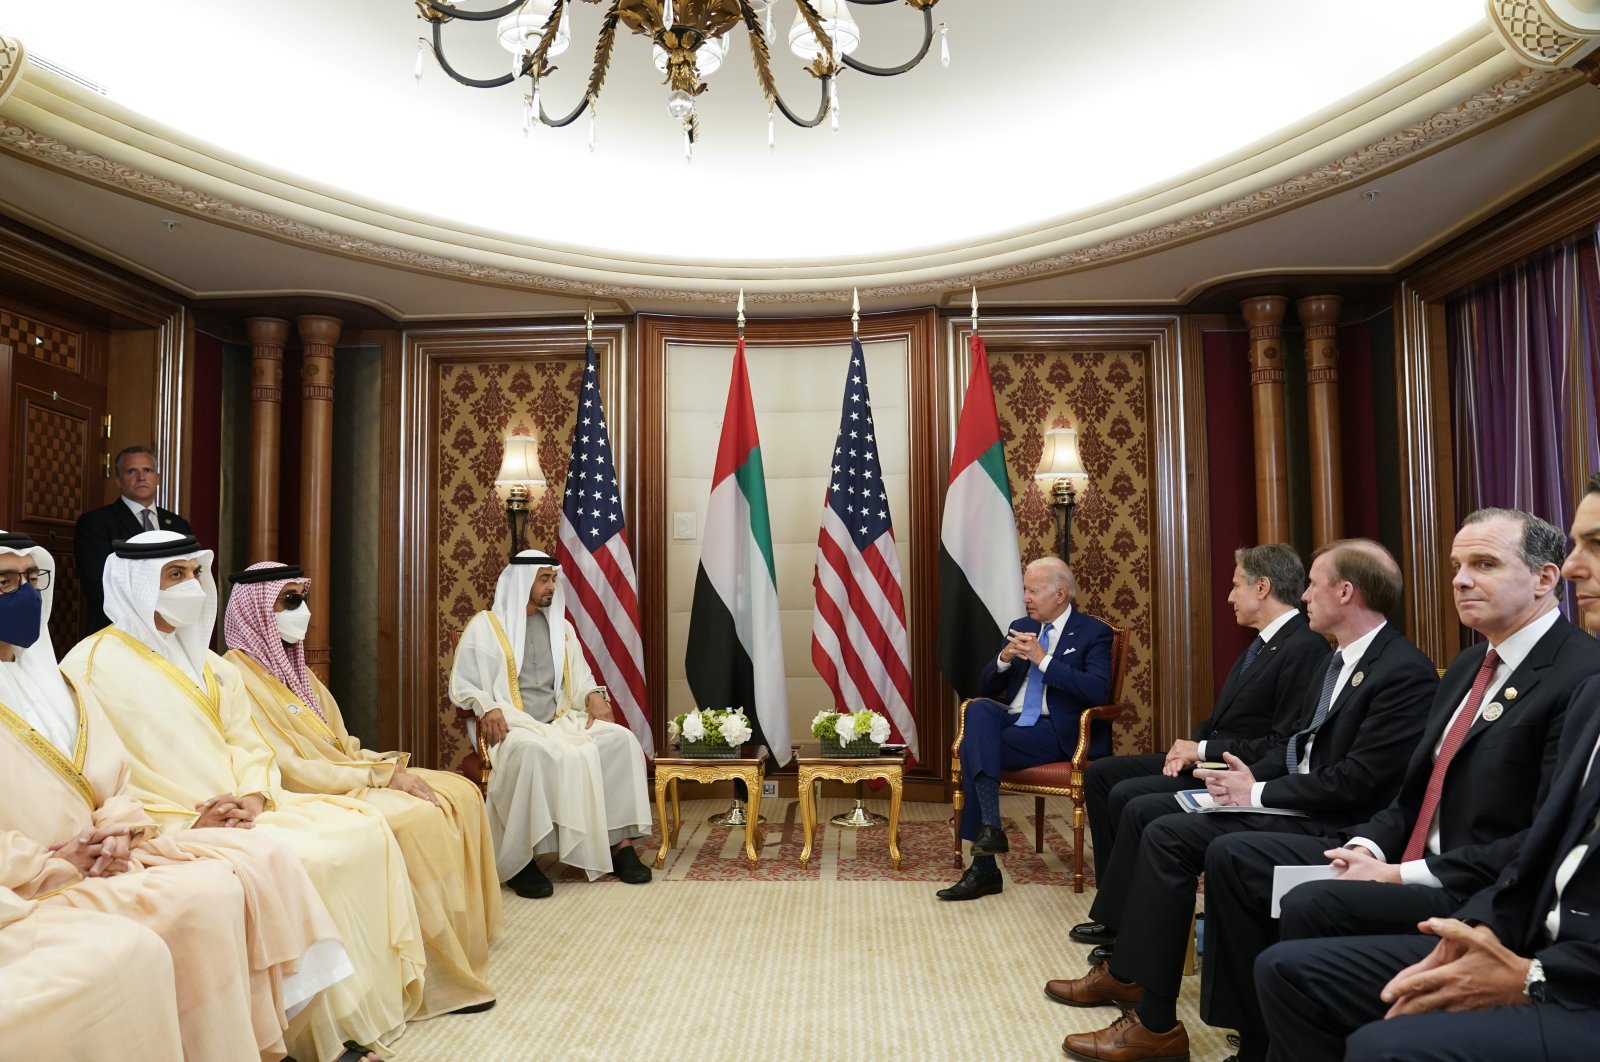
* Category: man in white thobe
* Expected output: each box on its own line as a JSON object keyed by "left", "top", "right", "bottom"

{"left": 450, "top": 550, "right": 652, "bottom": 896}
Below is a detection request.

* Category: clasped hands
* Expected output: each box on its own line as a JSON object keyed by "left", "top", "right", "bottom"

{"left": 49, "top": 825, "right": 133, "bottom": 878}
{"left": 480, "top": 691, "right": 615, "bottom": 746}
{"left": 194, "top": 792, "right": 266, "bottom": 830}
{"left": 999, "top": 629, "right": 1049, "bottom": 667}
{"left": 1192, "top": 751, "right": 1256, "bottom": 805}
{"left": 1379, "top": 918, "right": 1533, "bottom": 1017}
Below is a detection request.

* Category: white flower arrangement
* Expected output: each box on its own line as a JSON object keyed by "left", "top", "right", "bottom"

{"left": 811, "top": 708, "right": 892, "bottom": 747}
{"left": 669, "top": 706, "right": 752, "bottom": 751}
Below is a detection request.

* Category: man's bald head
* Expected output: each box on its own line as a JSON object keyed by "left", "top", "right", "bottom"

{"left": 1314, "top": 538, "right": 1403, "bottom": 619}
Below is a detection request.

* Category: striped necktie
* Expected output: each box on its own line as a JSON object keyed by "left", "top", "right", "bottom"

{"left": 1286, "top": 651, "right": 1344, "bottom": 773}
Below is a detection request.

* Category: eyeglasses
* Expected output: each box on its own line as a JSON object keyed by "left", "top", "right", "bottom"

{"left": 0, "top": 568, "right": 50, "bottom": 594}
{"left": 280, "top": 591, "right": 310, "bottom": 610}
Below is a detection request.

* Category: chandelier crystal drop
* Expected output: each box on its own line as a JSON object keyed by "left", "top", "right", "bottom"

{"left": 414, "top": 0, "right": 946, "bottom": 146}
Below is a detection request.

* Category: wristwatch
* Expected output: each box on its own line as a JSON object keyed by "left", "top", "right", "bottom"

{"left": 1523, "top": 958, "right": 1548, "bottom": 1002}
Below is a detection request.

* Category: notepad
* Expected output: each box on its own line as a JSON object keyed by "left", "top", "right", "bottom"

{"left": 1173, "top": 789, "right": 1311, "bottom": 817}
{"left": 1270, "top": 864, "right": 1340, "bottom": 917}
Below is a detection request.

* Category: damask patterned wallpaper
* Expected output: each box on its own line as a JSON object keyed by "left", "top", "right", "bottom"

{"left": 988, "top": 350, "right": 1153, "bottom": 756}
{"left": 435, "top": 358, "right": 584, "bottom": 773}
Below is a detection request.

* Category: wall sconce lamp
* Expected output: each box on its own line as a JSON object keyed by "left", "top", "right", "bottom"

{"left": 1036, "top": 427, "right": 1088, "bottom": 562}
{"left": 495, "top": 434, "right": 545, "bottom": 560}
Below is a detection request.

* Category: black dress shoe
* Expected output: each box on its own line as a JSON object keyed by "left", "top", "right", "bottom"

{"left": 610, "top": 845, "right": 653, "bottom": 884}
{"left": 1069, "top": 920, "right": 1117, "bottom": 945}
{"left": 509, "top": 859, "right": 553, "bottom": 898}
{"left": 1087, "top": 943, "right": 1115, "bottom": 966}
{"left": 451, "top": 999, "right": 496, "bottom": 1015}
{"left": 937, "top": 865, "right": 1004, "bottom": 901}
{"left": 970, "top": 824, "right": 1010, "bottom": 856}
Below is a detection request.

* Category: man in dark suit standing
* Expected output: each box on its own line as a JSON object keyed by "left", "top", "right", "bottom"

{"left": 74, "top": 446, "right": 191, "bottom": 637}
{"left": 1049, "top": 539, "right": 1436, "bottom": 1061}
{"left": 1200, "top": 509, "right": 1600, "bottom": 1061}
{"left": 938, "top": 555, "right": 1113, "bottom": 901}
{"left": 1079, "top": 543, "right": 1329, "bottom": 930}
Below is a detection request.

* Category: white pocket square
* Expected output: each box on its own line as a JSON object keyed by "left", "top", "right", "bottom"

{"left": 1061, "top": 647, "right": 1077, "bottom": 656}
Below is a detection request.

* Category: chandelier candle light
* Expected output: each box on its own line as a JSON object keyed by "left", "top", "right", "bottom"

{"left": 414, "top": 0, "right": 947, "bottom": 152}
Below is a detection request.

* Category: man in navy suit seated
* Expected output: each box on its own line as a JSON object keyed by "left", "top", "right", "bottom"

{"left": 939, "top": 555, "right": 1114, "bottom": 901}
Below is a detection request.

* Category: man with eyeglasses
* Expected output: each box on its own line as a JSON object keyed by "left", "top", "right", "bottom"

{"left": 74, "top": 445, "right": 192, "bottom": 637}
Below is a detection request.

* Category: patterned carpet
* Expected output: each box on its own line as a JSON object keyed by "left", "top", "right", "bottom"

{"left": 392, "top": 795, "right": 1232, "bottom": 1061}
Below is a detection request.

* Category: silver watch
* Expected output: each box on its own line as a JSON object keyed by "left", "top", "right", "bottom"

{"left": 1523, "top": 958, "right": 1547, "bottom": 1002}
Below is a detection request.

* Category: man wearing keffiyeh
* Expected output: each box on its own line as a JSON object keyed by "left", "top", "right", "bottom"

{"left": 224, "top": 561, "right": 500, "bottom": 1019}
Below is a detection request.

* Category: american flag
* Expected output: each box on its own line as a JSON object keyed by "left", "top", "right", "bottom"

{"left": 557, "top": 344, "right": 654, "bottom": 755}
{"left": 810, "top": 338, "right": 919, "bottom": 759}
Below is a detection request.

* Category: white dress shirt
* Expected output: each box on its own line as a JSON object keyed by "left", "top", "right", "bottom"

{"left": 1546, "top": 732, "right": 1600, "bottom": 940}
{"left": 120, "top": 494, "right": 158, "bottom": 530}
{"left": 995, "top": 607, "right": 1073, "bottom": 716}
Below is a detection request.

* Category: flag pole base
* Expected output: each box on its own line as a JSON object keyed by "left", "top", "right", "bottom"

{"left": 830, "top": 800, "right": 887, "bottom": 829}
{"left": 708, "top": 800, "right": 766, "bottom": 827}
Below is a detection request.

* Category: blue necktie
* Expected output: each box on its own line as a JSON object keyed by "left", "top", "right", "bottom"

{"left": 1241, "top": 637, "right": 1264, "bottom": 672}
{"left": 1286, "top": 651, "right": 1343, "bottom": 773}
{"left": 1018, "top": 625, "right": 1052, "bottom": 727}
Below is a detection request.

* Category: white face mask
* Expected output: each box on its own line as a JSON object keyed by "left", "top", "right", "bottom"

{"left": 275, "top": 604, "right": 312, "bottom": 645}
{"left": 155, "top": 580, "right": 207, "bottom": 629}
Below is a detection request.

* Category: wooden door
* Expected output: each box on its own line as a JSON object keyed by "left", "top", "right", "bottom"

{"left": 1, "top": 303, "right": 108, "bottom": 652}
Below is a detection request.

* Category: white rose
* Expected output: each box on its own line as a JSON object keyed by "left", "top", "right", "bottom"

{"left": 868, "top": 713, "right": 891, "bottom": 745}
{"left": 719, "top": 714, "right": 752, "bottom": 747}
{"left": 667, "top": 718, "right": 681, "bottom": 743}
{"left": 682, "top": 711, "right": 706, "bottom": 742}
{"left": 834, "top": 714, "right": 858, "bottom": 743}
{"left": 811, "top": 710, "right": 833, "bottom": 729}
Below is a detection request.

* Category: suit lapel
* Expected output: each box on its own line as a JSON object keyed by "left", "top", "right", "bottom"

{"left": 1422, "top": 644, "right": 1484, "bottom": 751}
{"left": 1325, "top": 625, "right": 1393, "bottom": 720}
{"left": 1460, "top": 621, "right": 1565, "bottom": 749}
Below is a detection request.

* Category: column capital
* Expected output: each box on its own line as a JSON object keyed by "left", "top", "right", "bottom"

{"left": 1240, "top": 295, "right": 1288, "bottom": 338}
{"left": 245, "top": 316, "right": 291, "bottom": 349}
{"left": 295, "top": 314, "right": 343, "bottom": 350}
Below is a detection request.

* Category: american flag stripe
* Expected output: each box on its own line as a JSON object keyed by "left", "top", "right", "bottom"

{"left": 557, "top": 344, "right": 655, "bottom": 755}
{"left": 809, "top": 338, "right": 920, "bottom": 760}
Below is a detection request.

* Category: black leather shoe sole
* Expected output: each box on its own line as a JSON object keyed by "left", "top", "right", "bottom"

{"left": 1069, "top": 921, "right": 1116, "bottom": 945}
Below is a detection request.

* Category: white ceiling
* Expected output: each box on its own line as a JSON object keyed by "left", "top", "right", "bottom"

{"left": 1, "top": 2, "right": 1598, "bottom": 318}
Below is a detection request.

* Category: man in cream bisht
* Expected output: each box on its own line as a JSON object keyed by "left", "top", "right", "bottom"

{"left": 59, "top": 530, "right": 426, "bottom": 1062}
{"left": 451, "top": 549, "right": 653, "bottom": 897}
{"left": 224, "top": 560, "right": 500, "bottom": 1018}
{"left": 0, "top": 531, "right": 346, "bottom": 1061}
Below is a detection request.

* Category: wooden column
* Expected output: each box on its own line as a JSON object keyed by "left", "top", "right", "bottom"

{"left": 1298, "top": 295, "right": 1345, "bottom": 544}
{"left": 1241, "top": 296, "right": 1290, "bottom": 543}
{"left": 297, "top": 314, "right": 340, "bottom": 682}
{"left": 245, "top": 317, "right": 288, "bottom": 563}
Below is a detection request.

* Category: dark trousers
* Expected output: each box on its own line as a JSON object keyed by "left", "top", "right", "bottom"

{"left": 1083, "top": 753, "right": 1201, "bottom": 881}
{"left": 1094, "top": 805, "right": 1328, "bottom": 1003}
{"left": 957, "top": 699, "right": 1064, "bottom": 840}
{"left": 1257, "top": 933, "right": 1600, "bottom": 1062}
{"left": 1201, "top": 831, "right": 1456, "bottom": 1051}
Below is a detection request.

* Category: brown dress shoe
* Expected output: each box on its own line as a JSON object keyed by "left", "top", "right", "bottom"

{"left": 1062, "top": 1011, "right": 1189, "bottom": 1061}
{"left": 1044, "top": 960, "right": 1145, "bottom": 1007}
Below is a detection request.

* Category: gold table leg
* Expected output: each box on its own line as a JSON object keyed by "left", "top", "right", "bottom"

{"left": 653, "top": 769, "right": 674, "bottom": 870}
{"left": 798, "top": 765, "right": 817, "bottom": 868}
{"left": 742, "top": 765, "right": 763, "bottom": 869}
{"left": 886, "top": 769, "right": 903, "bottom": 870}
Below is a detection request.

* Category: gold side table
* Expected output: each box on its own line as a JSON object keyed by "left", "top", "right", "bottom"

{"left": 794, "top": 742, "right": 906, "bottom": 869}
{"left": 653, "top": 744, "right": 768, "bottom": 870}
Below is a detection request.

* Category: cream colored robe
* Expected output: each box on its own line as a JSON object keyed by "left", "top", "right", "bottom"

{"left": 0, "top": 888, "right": 184, "bottom": 1059}
{"left": 61, "top": 628, "right": 426, "bottom": 1062}
{"left": 230, "top": 648, "right": 500, "bottom": 1019}
{"left": 450, "top": 610, "right": 651, "bottom": 881}
{"left": 0, "top": 679, "right": 344, "bottom": 1061}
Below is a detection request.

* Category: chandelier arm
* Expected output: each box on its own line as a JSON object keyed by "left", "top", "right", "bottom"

{"left": 419, "top": 0, "right": 527, "bottom": 22}
{"left": 430, "top": 19, "right": 519, "bottom": 88}
{"left": 582, "top": 1, "right": 623, "bottom": 107}
{"left": 537, "top": 92, "right": 592, "bottom": 127}
{"left": 525, "top": 0, "right": 566, "bottom": 80}
{"left": 841, "top": 4, "right": 933, "bottom": 76}
{"left": 740, "top": 0, "right": 829, "bottom": 127}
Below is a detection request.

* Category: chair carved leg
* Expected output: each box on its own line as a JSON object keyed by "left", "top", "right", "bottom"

{"left": 1070, "top": 768, "right": 1087, "bottom": 893}
{"left": 1034, "top": 796, "right": 1046, "bottom": 853}
{"left": 951, "top": 786, "right": 965, "bottom": 868}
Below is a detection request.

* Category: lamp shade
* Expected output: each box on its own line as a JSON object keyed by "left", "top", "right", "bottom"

{"left": 496, "top": 1, "right": 571, "bottom": 60}
{"left": 789, "top": 0, "right": 861, "bottom": 61}
{"left": 495, "top": 435, "right": 546, "bottom": 485}
{"left": 1036, "top": 427, "right": 1087, "bottom": 479}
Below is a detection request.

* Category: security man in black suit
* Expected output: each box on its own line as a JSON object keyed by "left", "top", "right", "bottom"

{"left": 1255, "top": 673, "right": 1600, "bottom": 1061}
{"left": 74, "top": 445, "right": 191, "bottom": 637}
{"left": 1081, "top": 544, "right": 1330, "bottom": 906}
{"left": 1048, "top": 539, "right": 1436, "bottom": 1062}
{"left": 1201, "top": 509, "right": 1600, "bottom": 1061}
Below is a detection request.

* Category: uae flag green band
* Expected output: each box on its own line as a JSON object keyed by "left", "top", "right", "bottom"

{"left": 937, "top": 333, "right": 1025, "bottom": 699}
{"left": 685, "top": 339, "right": 792, "bottom": 765}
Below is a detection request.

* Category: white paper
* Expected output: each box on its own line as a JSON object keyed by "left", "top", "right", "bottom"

{"left": 1173, "top": 790, "right": 1310, "bottom": 817}
{"left": 1270, "top": 863, "right": 1340, "bottom": 918}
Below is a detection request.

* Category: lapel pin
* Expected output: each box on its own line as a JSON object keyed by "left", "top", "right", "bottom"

{"left": 1351, "top": 671, "right": 1364, "bottom": 687}
{"left": 1504, "top": 687, "right": 1518, "bottom": 700}
{"left": 1483, "top": 703, "right": 1504, "bottom": 721}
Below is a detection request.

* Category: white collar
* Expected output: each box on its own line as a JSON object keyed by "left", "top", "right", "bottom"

{"left": 120, "top": 495, "right": 157, "bottom": 520}
{"left": 1484, "top": 606, "right": 1561, "bottom": 674}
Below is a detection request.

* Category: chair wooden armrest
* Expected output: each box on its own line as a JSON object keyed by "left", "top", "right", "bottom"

{"left": 1071, "top": 702, "right": 1128, "bottom": 768}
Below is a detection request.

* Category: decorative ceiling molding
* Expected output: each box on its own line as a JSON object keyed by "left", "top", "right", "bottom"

{"left": 0, "top": 36, "right": 24, "bottom": 108}
{"left": 0, "top": 64, "right": 1581, "bottom": 306}
{"left": 1487, "top": 1, "right": 1600, "bottom": 68}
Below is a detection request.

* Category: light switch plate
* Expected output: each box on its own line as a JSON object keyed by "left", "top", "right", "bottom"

{"left": 673, "top": 512, "right": 696, "bottom": 540}
{"left": 761, "top": 781, "right": 778, "bottom": 798}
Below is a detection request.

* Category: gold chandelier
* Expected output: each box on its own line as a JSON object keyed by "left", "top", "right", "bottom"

{"left": 414, "top": 0, "right": 946, "bottom": 153}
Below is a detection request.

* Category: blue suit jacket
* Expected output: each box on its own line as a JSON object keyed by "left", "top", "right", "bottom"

{"left": 976, "top": 608, "right": 1116, "bottom": 760}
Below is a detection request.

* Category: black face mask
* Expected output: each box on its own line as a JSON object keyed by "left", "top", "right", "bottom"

{"left": 0, "top": 584, "right": 42, "bottom": 649}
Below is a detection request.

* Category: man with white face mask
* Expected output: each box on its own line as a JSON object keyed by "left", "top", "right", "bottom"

{"left": 450, "top": 549, "right": 653, "bottom": 897}
{"left": 0, "top": 531, "right": 348, "bottom": 1061}
{"left": 224, "top": 561, "right": 500, "bottom": 1019}
{"left": 60, "top": 531, "right": 426, "bottom": 1062}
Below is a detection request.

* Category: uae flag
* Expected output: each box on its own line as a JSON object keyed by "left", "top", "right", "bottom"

{"left": 937, "top": 334, "right": 1024, "bottom": 699}
{"left": 685, "top": 339, "right": 791, "bottom": 764}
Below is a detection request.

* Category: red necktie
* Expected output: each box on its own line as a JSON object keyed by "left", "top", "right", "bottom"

{"left": 1401, "top": 648, "right": 1501, "bottom": 862}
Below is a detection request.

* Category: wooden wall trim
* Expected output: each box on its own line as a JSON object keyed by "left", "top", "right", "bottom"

{"left": 940, "top": 313, "right": 1201, "bottom": 749}
{"left": 1179, "top": 313, "right": 1225, "bottom": 735}
{"left": 636, "top": 310, "right": 942, "bottom": 778}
